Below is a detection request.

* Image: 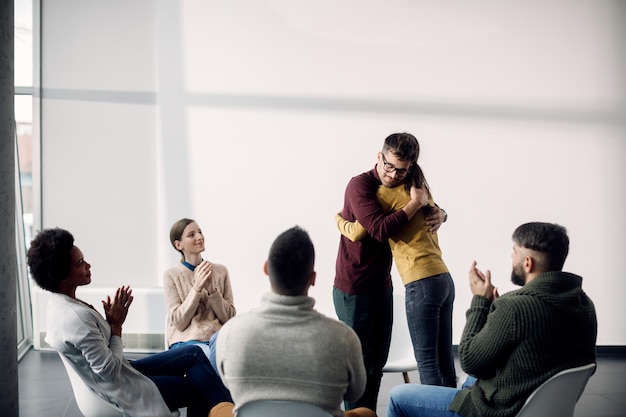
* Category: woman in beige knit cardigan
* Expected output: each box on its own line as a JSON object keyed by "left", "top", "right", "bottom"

{"left": 164, "top": 218, "right": 236, "bottom": 370}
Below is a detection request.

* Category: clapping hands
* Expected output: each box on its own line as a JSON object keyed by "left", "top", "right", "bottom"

{"left": 193, "top": 261, "right": 213, "bottom": 293}
{"left": 102, "top": 285, "right": 133, "bottom": 336}
{"left": 469, "top": 261, "right": 499, "bottom": 300}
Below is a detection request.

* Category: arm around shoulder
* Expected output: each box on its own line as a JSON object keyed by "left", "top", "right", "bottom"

{"left": 335, "top": 212, "right": 368, "bottom": 242}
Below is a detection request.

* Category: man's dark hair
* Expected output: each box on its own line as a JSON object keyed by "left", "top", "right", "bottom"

{"left": 27, "top": 228, "right": 75, "bottom": 292}
{"left": 512, "top": 222, "right": 569, "bottom": 272}
{"left": 267, "top": 226, "right": 315, "bottom": 296}
{"left": 382, "top": 132, "right": 420, "bottom": 162}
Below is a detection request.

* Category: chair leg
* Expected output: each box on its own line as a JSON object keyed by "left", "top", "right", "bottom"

{"left": 402, "top": 372, "right": 410, "bottom": 384}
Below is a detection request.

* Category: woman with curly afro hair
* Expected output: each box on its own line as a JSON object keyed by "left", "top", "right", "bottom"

{"left": 27, "top": 228, "right": 235, "bottom": 417}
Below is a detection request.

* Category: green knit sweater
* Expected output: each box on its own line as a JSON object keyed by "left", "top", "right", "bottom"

{"left": 449, "top": 271, "right": 597, "bottom": 417}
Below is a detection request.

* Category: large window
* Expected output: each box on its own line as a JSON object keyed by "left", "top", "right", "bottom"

{"left": 15, "top": 0, "right": 36, "bottom": 360}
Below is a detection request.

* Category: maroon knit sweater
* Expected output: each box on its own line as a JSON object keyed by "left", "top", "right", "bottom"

{"left": 334, "top": 167, "right": 408, "bottom": 294}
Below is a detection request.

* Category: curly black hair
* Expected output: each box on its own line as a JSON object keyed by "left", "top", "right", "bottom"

{"left": 26, "top": 228, "right": 75, "bottom": 292}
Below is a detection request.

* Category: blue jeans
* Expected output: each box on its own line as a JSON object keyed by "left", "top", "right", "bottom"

{"left": 387, "top": 384, "right": 462, "bottom": 417}
{"left": 333, "top": 286, "right": 393, "bottom": 411}
{"left": 169, "top": 331, "right": 219, "bottom": 371}
{"left": 387, "top": 376, "right": 476, "bottom": 417}
{"left": 405, "top": 273, "right": 457, "bottom": 387}
{"left": 130, "top": 344, "right": 232, "bottom": 417}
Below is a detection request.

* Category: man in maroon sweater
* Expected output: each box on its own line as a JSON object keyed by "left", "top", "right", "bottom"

{"left": 333, "top": 133, "right": 447, "bottom": 411}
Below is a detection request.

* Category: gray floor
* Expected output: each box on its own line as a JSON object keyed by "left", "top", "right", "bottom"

{"left": 18, "top": 348, "right": 626, "bottom": 417}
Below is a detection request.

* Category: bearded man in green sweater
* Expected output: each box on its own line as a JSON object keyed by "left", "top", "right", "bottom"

{"left": 387, "top": 222, "right": 597, "bottom": 417}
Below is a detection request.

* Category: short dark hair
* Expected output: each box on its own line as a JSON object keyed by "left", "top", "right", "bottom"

{"left": 267, "top": 226, "right": 315, "bottom": 296}
{"left": 512, "top": 222, "right": 569, "bottom": 272}
{"left": 382, "top": 132, "right": 420, "bottom": 162}
{"left": 27, "top": 228, "right": 75, "bottom": 292}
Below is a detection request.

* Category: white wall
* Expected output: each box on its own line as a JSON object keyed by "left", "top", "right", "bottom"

{"left": 40, "top": 0, "right": 626, "bottom": 345}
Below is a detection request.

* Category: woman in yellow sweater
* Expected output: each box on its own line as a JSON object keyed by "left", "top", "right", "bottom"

{"left": 336, "top": 164, "right": 457, "bottom": 387}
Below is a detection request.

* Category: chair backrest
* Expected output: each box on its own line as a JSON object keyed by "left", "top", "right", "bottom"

{"left": 59, "top": 353, "right": 181, "bottom": 417}
{"left": 236, "top": 400, "right": 333, "bottom": 417}
{"left": 383, "top": 293, "right": 418, "bottom": 375}
{"left": 515, "top": 363, "right": 596, "bottom": 417}
{"left": 57, "top": 353, "right": 125, "bottom": 417}
{"left": 58, "top": 353, "right": 181, "bottom": 417}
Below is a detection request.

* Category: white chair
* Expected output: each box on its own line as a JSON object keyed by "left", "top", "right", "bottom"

{"left": 515, "top": 363, "right": 596, "bottom": 417}
{"left": 383, "top": 293, "right": 417, "bottom": 383}
{"left": 58, "top": 353, "right": 125, "bottom": 417}
{"left": 236, "top": 400, "right": 333, "bottom": 417}
{"left": 58, "top": 353, "right": 180, "bottom": 417}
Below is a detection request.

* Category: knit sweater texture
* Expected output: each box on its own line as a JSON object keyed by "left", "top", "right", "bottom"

{"left": 334, "top": 167, "right": 409, "bottom": 294}
{"left": 163, "top": 263, "right": 236, "bottom": 346}
{"left": 449, "top": 271, "right": 597, "bottom": 417}
{"left": 336, "top": 184, "right": 448, "bottom": 286}
{"left": 216, "top": 292, "right": 366, "bottom": 417}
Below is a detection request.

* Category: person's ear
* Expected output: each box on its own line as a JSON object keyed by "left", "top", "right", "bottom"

{"left": 174, "top": 240, "right": 183, "bottom": 251}
{"left": 524, "top": 256, "right": 534, "bottom": 273}
{"left": 263, "top": 260, "right": 269, "bottom": 277}
{"left": 308, "top": 271, "right": 316, "bottom": 287}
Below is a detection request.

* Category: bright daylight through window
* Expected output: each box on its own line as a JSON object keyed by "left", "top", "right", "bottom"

{"left": 15, "top": 0, "right": 35, "bottom": 359}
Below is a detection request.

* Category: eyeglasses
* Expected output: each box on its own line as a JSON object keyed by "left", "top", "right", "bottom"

{"left": 381, "top": 153, "right": 410, "bottom": 177}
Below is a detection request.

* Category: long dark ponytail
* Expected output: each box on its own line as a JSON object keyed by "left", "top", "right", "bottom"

{"left": 404, "top": 163, "right": 429, "bottom": 193}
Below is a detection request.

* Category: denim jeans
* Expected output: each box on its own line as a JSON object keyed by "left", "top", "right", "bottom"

{"left": 333, "top": 286, "right": 393, "bottom": 411}
{"left": 387, "top": 383, "right": 462, "bottom": 417}
{"left": 405, "top": 273, "right": 457, "bottom": 387}
{"left": 169, "top": 331, "right": 219, "bottom": 371}
{"left": 130, "top": 344, "right": 232, "bottom": 417}
{"left": 387, "top": 376, "right": 476, "bottom": 417}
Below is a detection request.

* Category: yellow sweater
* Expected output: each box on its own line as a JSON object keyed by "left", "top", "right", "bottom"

{"left": 335, "top": 185, "right": 448, "bottom": 286}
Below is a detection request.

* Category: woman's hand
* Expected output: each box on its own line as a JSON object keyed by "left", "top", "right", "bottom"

{"left": 403, "top": 184, "right": 430, "bottom": 220}
{"left": 102, "top": 285, "right": 133, "bottom": 337}
{"left": 425, "top": 206, "right": 445, "bottom": 234}
{"left": 193, "top": 261, "right": 213, "bottom": 293}
{"left": 409, "top": 184, "right": 430, "bottom": 208}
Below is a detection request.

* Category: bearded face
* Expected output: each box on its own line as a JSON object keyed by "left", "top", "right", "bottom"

{"left": 511, "top": 261, "right": 526, "bottom": 286}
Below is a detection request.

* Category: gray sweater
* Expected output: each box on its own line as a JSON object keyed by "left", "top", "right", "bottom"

{"left": 216, "top": 292, "right": 366, "bottom": 417}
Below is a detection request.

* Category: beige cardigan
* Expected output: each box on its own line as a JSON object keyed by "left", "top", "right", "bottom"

{"left": 163, "top": 262, "right": 236, "bottom": 346}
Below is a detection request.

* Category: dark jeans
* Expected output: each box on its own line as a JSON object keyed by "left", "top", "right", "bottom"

{"left": 405, "top": 273, "right": 457, "bottom": 387}
{"left": 333, "top": 286, "right": 393, "bottom": 411}
{"left": 130, "top": 345, "right": 232, "bottom": 417}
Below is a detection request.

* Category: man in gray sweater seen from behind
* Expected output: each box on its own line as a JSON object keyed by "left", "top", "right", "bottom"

{"left": 216, "top": 226, "right": 377, "bottom": 417}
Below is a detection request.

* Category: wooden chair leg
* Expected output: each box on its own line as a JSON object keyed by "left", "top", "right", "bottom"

{"left": 402, "top": 372, "right": 411, "bottom": 383}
